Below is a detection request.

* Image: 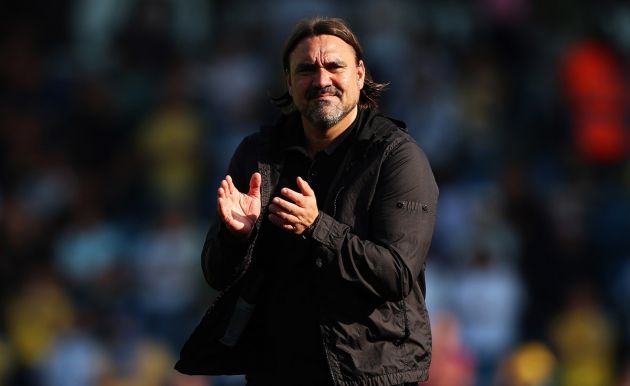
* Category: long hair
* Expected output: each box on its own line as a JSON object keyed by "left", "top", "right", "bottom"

{"left": 271, "top": 17, "right": 388, "bottom": 113}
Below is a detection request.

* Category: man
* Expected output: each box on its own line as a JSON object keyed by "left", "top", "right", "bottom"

{"left": 176, "top": 17, "right": 439, "bottom": 386}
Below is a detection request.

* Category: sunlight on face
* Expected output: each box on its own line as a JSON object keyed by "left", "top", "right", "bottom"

{"left": 287, "top": 35, "right": 365, "bottom": 131}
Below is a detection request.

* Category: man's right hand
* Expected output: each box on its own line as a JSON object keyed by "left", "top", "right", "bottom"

{"left": 217, "top": 173, "right": 262, "bottom": 239}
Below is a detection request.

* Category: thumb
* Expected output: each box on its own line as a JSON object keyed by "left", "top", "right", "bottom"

{"left": 248, "top": 172, "right": 262, "bottom": 198}
{"left": 296, "top": 176, "right": 314, "bottom": 196}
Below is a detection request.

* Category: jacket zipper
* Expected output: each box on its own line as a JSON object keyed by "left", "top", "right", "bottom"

{"left": 316, "top": 141, "right": 356, "bottom": 384}
{"left": 205, "top": 208, "right": 267, "bottom": 317}
{"left": 398, "top": 299, "right": 411, "bottom": 345}
{"left": 205, "top": 154, "right": 275, "bottom": 317}
{"left": 320, "top": 183, "right": 349, "bottom": 384}
{"left": 319, "top": 185, "right": 345, "bottom": 386}
{"left": 320, "top": 181, "right": 343, "bottom": 385}
{"left": 331, "top": 186, "right": 345, "bottom": 219}
{"left": 321, "top": 325, "right": 340, "bottom": 386}
{"left": 396, "top": 274, "right": 411, "bottom": 345}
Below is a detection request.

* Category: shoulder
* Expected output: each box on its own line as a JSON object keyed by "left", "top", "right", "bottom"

{"left": 370, "top": 116, "right": 438, "bottom": 198}
{"left": 361, "top": 110, "right": 422, "bottom": 157}
{"left": 363, "top": 112, "right": 436, "bottom": 188}
{"left": 361, "top": 109, "right": 408, "bottom": 141}
{"left": 235, "top": 111, "right": 294, "bottom": 154}
{"left": 232, "top": 132, "right": 264, "bottom": 161}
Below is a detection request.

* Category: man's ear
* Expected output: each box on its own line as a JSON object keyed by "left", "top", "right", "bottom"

{"left": 357, "top": 60, "right": 366, "bottom": 89}
{"left": 286, "top": 71, "right": 293, "bottom": 96}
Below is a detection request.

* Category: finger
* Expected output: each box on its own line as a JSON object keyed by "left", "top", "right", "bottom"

{"left": 280, "top": 187, "right": 304, "bottom": 206}
{"left": 296, "top": 176, "right": 315, "bottom": 196}
{"left": 268, "top": 203, "right": 300, "bottom": 223}
{"left": 268, "top": 213, "right": 297, "bottom": 232}
{"left": 218, "top": 187, "right": 230, "bottom": 205}
{"left": 217, "top": 187, "right": 229, "bottom": 215}
{"left": 271, "top": 197, "right": 301, "bottom": 214}
{"left": 226, "top": 175, "right": 235, "bottom": 195}
{"left": 249, "top": 172, "right": 261, "bottom": 198}
{"left": 220, "top": 180, "right": 230, "bottom": 197}
{"left": 268, "top": 213, "right": 287, "bottom": 227}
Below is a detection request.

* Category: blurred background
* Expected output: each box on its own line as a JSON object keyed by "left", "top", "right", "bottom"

{"left": 1, "top": 0, "right": 629, "bottom": 385}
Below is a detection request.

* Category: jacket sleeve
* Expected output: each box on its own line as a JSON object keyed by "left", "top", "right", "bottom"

{"left": 201, "top": 134, "right": 260, "bottom": 291}
{"left": 309, "top": 139, "right": 438, "bottom": 302}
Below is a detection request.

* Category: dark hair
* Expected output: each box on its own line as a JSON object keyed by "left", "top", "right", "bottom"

{"left": 272, "top": 17, "right": 388, "bottom": 113}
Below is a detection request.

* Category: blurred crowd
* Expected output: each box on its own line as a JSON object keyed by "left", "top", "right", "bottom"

{"left": 1, "top": 1, "right": 630, "bottom": 386}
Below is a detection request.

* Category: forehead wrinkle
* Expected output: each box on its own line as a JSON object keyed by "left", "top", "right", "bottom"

{"left": 295, "top": 57, "right": 346, "bottom": 68}
{"left": 290, "top": 35, "right": 356, "bottom": 69}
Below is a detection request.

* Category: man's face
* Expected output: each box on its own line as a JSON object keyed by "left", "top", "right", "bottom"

{"left": 287, "top": 34, "right": 365, "bottom": 130}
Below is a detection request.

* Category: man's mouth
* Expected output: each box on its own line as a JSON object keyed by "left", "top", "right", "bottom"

{"left": 314, "top": 94, "right": 336, "bottom": 100}
{"left": 307, "top": 87, "right": 341, "bottom": 100}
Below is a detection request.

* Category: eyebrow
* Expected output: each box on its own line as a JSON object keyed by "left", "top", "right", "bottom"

{"left": 294, "top": 59, "right": 347, "bottom": 72}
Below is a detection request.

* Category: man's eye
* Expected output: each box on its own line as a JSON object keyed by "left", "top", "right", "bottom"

{"left": 326, "top": 64, "right": 345, "bottom": 72}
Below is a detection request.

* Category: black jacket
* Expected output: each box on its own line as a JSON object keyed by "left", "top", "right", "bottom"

{"left": 175, "top": 109, "right": 439, "bottom": 386}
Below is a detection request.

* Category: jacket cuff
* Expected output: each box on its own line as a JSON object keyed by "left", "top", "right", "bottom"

{"left": 301, "top": 212, "right": 321, "bottom": 239}
{"left": 219, "top": 225, "right": 248, "bottom": 243}
{"left": 310, "top": 211, "right": 346, "bottom": 248}
{"left": 217, "top": 225, "right": 251, "bottom": 258}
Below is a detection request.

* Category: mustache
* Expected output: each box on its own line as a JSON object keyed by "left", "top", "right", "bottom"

{"left": 306, "top": 86, "right": 342, "bottom": 100}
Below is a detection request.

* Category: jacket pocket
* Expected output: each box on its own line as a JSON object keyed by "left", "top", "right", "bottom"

{"left": 395, "top": 299, "right": 411, "bottom": 346}
{"left": 364, "top": 301, "right": 408, "bottom": 343}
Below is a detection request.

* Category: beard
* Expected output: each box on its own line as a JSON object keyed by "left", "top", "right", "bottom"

{"left": 304, "top": 100, "right": 353, "bottom": 130}
{"left": 300, "top": 86, "right": 357, "bottom": 131}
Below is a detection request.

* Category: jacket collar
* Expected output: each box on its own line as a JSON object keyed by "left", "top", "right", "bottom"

{"left": 263, "top": 108, "right": 405, "bottom": 155}
{"left": 258, "top": 108, "right": 407, "bottom": 189}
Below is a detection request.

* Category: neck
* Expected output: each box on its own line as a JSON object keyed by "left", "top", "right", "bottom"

{"left": 302, "top": 106, "right": 358, "bottom": 156}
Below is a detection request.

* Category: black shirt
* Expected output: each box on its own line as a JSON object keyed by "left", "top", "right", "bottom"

{"left": 248, "top": 111, "right": 363, "bottom": 385}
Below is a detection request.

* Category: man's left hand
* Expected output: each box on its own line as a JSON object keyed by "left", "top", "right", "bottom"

{"left": 268, "top": 176, "right": 319, "bottom": 234}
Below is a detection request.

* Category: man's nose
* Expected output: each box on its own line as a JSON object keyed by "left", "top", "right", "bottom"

{"left": 312, "top": 67, "right": 333, "bottom": 88}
